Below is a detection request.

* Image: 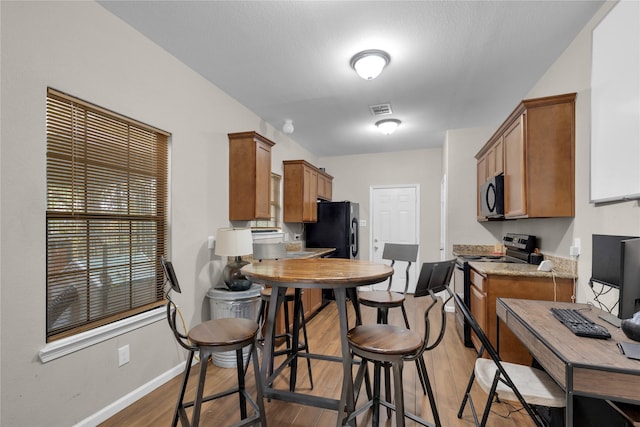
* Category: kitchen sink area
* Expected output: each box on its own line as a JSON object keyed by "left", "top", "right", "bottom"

{"left": 283, "top": 251, "right": 316, "bottom": 258}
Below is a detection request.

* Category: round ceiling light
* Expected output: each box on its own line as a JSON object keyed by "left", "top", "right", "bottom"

{"left": 350, "top": 49, "right": 391, "bottom": 80}
{"left": 376, "top": 119, "right": 401, "bottom": 135}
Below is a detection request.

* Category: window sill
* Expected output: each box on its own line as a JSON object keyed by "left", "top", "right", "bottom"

{"left": 38, "top": 307, "right": 165, "bottom": 363}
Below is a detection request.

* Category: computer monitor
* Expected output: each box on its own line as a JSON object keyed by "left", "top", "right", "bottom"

{"left": 619, "top": 237, "right": 640, "bottom": 319}
{"left": 161, "top": 256, "right": 181, "bottom": 294}
{"left": 590, "top": 234, "right": 638, "bottom": 289}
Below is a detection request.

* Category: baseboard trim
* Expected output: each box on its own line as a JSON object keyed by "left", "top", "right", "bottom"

{"left": 73, "top": 361, "right": 186, "bottom": 427}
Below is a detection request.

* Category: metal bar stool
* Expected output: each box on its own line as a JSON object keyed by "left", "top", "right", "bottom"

{"left": 256, "top": 286, "right": 314, "bottom": 391}
{"left": 252, "top": 243, "right": 313, "bottom": 391}
{"left": 162, "top": 258, "right": 267, "bottom": 427}
{"left": 357, "top": 243, "right": 429, "bottom": 413}
{"left": 346, "top": 259, "right": 456, "bottom": 427}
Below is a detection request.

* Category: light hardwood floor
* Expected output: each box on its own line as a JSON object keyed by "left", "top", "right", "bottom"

{"left": 100, "top": 295, "right": 534, "bottom": 426}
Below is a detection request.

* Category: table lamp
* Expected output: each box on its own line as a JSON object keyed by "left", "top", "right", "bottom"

{"left": 215, "top": 227, "right": 253, "bottom": 291}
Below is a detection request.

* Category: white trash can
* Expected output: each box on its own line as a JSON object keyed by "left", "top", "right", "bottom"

{"left": 207, "top": 284, "right": 261, "bottom": 368}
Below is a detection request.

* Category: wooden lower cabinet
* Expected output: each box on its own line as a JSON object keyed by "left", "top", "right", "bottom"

{"left": 469, "top": 268, "right": 574, "bottom": 365}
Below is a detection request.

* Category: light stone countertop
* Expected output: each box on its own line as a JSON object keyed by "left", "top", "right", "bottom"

{"left": 290, "top": 247, "right": 335, "bottom": 259}
{"left": 468, "top": 261, "right": 577, "bottom": 280}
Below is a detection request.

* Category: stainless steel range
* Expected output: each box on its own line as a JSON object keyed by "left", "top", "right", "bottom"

{"left": 454, "top": 233, "right": 541, "bottom": 347}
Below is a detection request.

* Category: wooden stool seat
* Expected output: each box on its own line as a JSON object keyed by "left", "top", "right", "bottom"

{"left": 348, "top": 324, "right": 421, "bottom": 356}
{"left": 358, "top": 291, "right": 405, "bottom": 307}
{"left": 188, "top": 317, "right": 258, "bottom": 348}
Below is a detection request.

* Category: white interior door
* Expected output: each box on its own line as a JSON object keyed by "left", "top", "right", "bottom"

{"left": 370, "top": 185, "right": 420, "bottom": 292}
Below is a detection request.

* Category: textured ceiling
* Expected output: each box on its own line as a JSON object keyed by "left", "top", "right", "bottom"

{"left": 99, "top": 1, "right": 603, "bottom": 157}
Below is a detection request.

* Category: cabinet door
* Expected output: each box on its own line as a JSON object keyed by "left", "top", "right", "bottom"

{"left": 304, "top": 288, "right": 323, "bottom": 316}
{"left": 254, "top": 141, "right": 272, "bottom": 219}
{"left": 477, "top": 156, "right": 488, "bottom": 219}
{"left": 503, "top": 115, "right": 526, "bottom": 217}
{"left": 302, "top": 166, "right": 318, "bottom": 222}
{"left": 469, "top": 284, "right": 487, "bottom": 353}
{"left": 494, "top": 138, "right": 504, "bottom": 175}
{"left": 487, "top": 147, "right": 496, "bottom": 178}
{"left": 317, "top": 173, "right": 333, "bottom": 201}
{"left": 229, "top": 132, "right": 274, "bottom": 221}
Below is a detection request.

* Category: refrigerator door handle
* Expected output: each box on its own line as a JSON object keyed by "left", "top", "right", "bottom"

{"left": 351, "top": 218, "right": 359, "bottom": 258}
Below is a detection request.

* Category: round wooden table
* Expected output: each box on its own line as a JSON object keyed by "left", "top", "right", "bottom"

{"left": 242, "top": 258, "right": 393, "bottom": 426}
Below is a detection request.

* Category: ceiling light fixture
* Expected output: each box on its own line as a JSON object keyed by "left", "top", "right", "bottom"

{"left": 282, "top": 119, "right": 294, "bottom": 135}
{"left": 376, "top": 118, "right": 401, "bottom": 135}
{"left": 350, "top": 49, "right": 391, "bottom": 80}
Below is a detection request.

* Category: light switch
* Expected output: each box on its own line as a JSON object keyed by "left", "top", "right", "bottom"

{"left": 208, "top": 235, "right": 215, "bottom": 249}
{"left": 359, "top": 220, "right": 367, "bottom": 227}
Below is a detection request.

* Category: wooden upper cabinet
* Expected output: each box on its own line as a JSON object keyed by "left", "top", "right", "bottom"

{"left": 317, "top": 170, "right": 333, "bottom": 201}
{"left": 491, "top": 138, "right": 504, "bottom": 176}
{"left": 283, "top": 160, "right": 317, "bottom": 223}
{"left": 504, "top": 116, "right": 526, "bottom": 217}
{"left": 228, "top": 132, "right": 275, "bottom": 221}
{"left": 477, "top": 155, "right": 488, "bottom": 219}
{"left": 476, "top": 92, "right": 576, "bottom": 219}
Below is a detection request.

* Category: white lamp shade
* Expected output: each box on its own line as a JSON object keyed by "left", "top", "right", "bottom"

{"left": 215, "top": 227, "right": 253, "bottom": 256}
{"left": 376, "top": 119, "right": 401, "bottom": 135}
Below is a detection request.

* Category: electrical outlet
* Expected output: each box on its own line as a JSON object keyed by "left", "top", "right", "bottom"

{"left": 118, "top": 345, "right": 130, "bottom": 367}
{"left": 570, "top": 237, "right": 581, "bottom": 256}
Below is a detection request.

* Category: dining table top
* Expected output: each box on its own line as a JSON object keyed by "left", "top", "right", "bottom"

{"left": 241, "top": 258, "right": 393, "bottom": 289}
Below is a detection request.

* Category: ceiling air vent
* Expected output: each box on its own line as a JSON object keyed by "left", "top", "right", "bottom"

{"left": 369, "top": 103, "right": 392, "bottom": 116}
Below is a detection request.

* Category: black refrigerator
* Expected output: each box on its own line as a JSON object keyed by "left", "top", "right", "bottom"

{"left": 305, "top": 201, "right": 359, "bottom": 260}
{"left": 306, "top": 201, "right": 359, "bottom": 302}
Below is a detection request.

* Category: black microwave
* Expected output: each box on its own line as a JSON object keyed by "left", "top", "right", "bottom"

{"left": 480, "top": 175, "right": 504, "bottom": 218}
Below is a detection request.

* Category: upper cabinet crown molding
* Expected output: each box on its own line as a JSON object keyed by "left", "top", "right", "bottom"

{"left": 228, "top": 131, "right": 275, "bottom": 221}
{"left": 476, "top": 92, "right": 576, "bottom": 220}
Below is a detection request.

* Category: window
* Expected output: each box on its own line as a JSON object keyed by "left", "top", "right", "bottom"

{"left": 46, "top": 88, "right": 169, "bottom": 342}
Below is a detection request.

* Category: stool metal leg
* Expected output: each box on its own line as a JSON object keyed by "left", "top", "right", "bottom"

{"left": 172, "top": 349, "right": 194, "bottom": 427}
{"left": 191, "top": 350, "right": 211, "bottom": 427}
{"left": 392, "top": 360, "right": 406, "bottom": 427}
{"left": 236, "top": 348, "right": 247, "bottom": 419}
{"left": 299, "top": 306, "right": 314, "bottom": 389}
{"left": 250, "top": 343, "right": 268, "bottom": 426}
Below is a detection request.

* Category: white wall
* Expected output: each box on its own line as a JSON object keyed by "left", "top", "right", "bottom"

{"left": 526, "top": 0, "right": 640, "bottom": 305}
{"left": 445, "top": 1, "right": 640, "bottom": 307}
{"left": 443, "top": 126, "right": 500, "bottom": 256}
{"left": 318, "top": 148, "right": 443, "bottom": 264}
{"left": 0, "top": 2, "right": 315, "bottom": 425}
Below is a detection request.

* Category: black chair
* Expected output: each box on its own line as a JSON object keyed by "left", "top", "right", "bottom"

{"left": 161, "top": 258, "right": 267, "bottom": 427}
{"left": 346, "top": 259, "right": 456, "bottom": 427}
{"left": 450, "top": 288, "right": 565, "bottom": 427}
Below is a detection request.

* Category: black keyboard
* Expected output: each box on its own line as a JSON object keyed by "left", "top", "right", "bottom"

{"left": 550, "top": 308, "right": 611, "bottom": 339}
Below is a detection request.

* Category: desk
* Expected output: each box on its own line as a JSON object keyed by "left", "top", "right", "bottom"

{"left": 496, "top": 298, "right": 640, "bottom": 426}
{"left": 242, "top": 258, "right": 393, "bottom": 426}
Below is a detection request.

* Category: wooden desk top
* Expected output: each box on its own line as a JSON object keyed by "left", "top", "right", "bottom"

{"left": 497, "top": 298, "right": 640, "bottom": 403}
{"left": 241, "top": 258, "right": 393, "bottom": 289}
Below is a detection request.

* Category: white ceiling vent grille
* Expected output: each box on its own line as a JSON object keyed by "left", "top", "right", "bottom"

{"left": 369, "top": 103, "right": 393, "bottom": 116}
